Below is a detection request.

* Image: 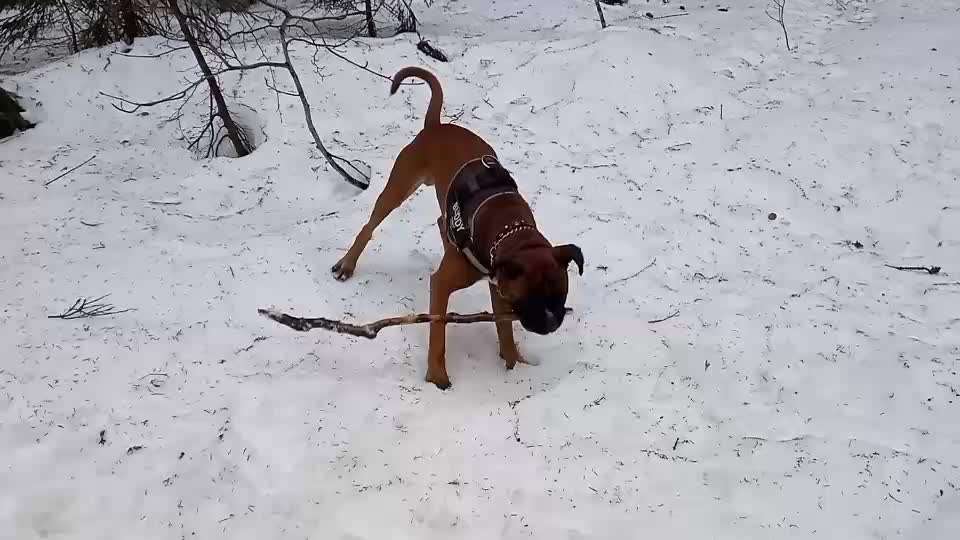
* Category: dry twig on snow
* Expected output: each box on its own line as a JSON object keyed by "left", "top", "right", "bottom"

{"left": 48, "top": 294, "right": 132, "bottom": 319}
{"left": 606, "top": 257, "right": 656, "bottom": 287}
{"left": 648, "top": 309, "right": 680, "bottom": 324}
{"left": 259, "top": 307, "right": 573, "bottom": 339}
{"left": 44, "top": 154, "right": 96, "bottom": 186}
{"left": 885, "top": 264, "right": 942, "bottom": 275}
{"left": 652, "top": 13, "right": 689, "bottom": 20}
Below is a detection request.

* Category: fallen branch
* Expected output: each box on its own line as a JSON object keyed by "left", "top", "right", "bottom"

{"left": 44, "top": 154, "right": 96, "bottom": 187}
{"left": 648, "top": 309, "right": 680, "bottom": 324}
{"left": 259, "top": 307, "right": 573, "bottom": 339}
{"left": 48, "top": 294, "right": 133, "bottom": 319}
{"left": 416, "top": 39, "right": 448, "bottom": 62}
{"left": 742, "top": 435, "right": 807, "bottom": 443}
{"left": 607, "top": 258, "right": 656, "bottom": 287}
{"left": 885, "top": 264, "right": 942, "bottom": 275}
{"left": 583, "top": 395, "right": 606, "bottom": 409}
{"left": 649, "top": 12, "right": 690, "bottom": 20}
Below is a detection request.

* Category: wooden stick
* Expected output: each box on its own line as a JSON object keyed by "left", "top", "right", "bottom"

{"left": 653, "top": 12, "right": 690, "bottom": 20}
{"left": 44, "top": 154, "right": 96, "bottom": 187}
{"left": 258, "top": 307, "right": 573, "bottom": 339}
{"left": 648, "top": 309, "right": 680, "bottom": 324}
{"left": 884, "top": 264, "right": 941, "bottom": 275}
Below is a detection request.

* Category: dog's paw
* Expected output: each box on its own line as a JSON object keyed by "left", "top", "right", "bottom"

{"left": 502, "top": 351, "right": 539, "bottom": 367}
{"left": 518, "top": 355, "right": 541, "bottom": 366}
{"left": 425, "top": 371, "right": 452, "bottom": 390}
{"left": 331, "top": 259, "right": 355, "bottom": 281}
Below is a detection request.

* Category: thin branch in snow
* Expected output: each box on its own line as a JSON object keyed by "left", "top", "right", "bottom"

{"left": 133, "top": 372, "right": 169, "bottom": 395}
{"left": 692, "top": 272, "right": 726, "bottom": 282}
{"left": 694, "top": 213, "right": 719, "bottom": 227}
{"left": 48, "top": 294, "right": 132, "bottom": 320}
{"left": 321, "top": 45, "right": 394, "bottom": 80}
{"left": 115, "top": 45, "right": 191, "bottom": 59}
{"left": 742, "top": 435, "right": 808, "bottom": 443}
{"left": 650, "top": 13, "right": 690, "bottom": 20}
{"left": 648, "top": 309, "right": 680, "bottom": 324}
{"left": 507, "top": 394, "right": 532, "bottom": 445}
{"left": 606, "top": 258, "right": 656, "bottom": 287}
{"left": 416, "top": 39, "right": 448, "bottom": 62}
{"left": 636, "top": 447, "right": 698, "bottom": 463}
{"left": 884, "top": 264, "right": 942, "bottom": 275}
{"left": 583, "top": 395, "right": 606, "bottom": 409}
{"left": 100, "top": 85, "right": 199, "bottom": 114}
{"left": 44, "top": 154, "right": 96, "bottom": 186}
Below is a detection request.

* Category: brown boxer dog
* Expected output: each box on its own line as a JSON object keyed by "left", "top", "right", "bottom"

{"left": 331, "top": 66, "right": 584, "bottom": 389}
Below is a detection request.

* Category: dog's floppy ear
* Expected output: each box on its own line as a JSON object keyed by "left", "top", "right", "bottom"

{"left": 553, "top": 244, "right": 584, "bottom": 275}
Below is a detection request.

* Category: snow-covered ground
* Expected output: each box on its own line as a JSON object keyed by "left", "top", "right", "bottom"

{"left": 2, "top": 0, "right": 959, "bottom": 538}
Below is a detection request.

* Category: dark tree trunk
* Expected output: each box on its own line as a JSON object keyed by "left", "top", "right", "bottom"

{"left": 166, "top": 0, "right": 250, "bottom": 157}
{"left": 119, "top": 0, "right": 140, "bottom": 45}
{"left": 59, "top": 0, "right": 80, "bottom": 52}
{"left": 594, "top": 0, "right": 608, "bottom": 29}
{"left": 364, "top": 0, "right": 377, "bottom": 37}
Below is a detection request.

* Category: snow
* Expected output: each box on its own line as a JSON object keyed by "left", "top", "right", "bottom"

{"left": 2, "top": 0, "right": 960, "bottom": 538}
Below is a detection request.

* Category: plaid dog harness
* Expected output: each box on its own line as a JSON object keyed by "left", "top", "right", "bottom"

{"left": 444, "top": 155, "right": 521, "bottom": 275}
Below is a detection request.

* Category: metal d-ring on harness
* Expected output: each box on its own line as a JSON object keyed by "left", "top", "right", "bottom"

{"left": 443, "top": 155, "right": 532, "bottom": 277}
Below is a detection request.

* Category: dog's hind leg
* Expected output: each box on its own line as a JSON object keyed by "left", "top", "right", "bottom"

{"left": 332, "top": 145, "right": 422, "bottom": 281}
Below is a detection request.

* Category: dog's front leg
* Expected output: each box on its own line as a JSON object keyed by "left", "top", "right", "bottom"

{"left": 489, "top": 283, "right": 523, "bottom": 369}
{"left": 426, "top": 250, "right": 477, "bottom": 390}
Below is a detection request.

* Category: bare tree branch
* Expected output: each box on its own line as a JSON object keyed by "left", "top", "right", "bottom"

{"left": 165, "top": 0, "right": 250, "bottom": 157}
{"left": 766, "top": 0, "right": 793, "bottom": 51}
{"left": 262, "top": 0, "right": 370, "bottom": 189}
{"left": 97, "top": 1, "right": 432, "bottom": 185}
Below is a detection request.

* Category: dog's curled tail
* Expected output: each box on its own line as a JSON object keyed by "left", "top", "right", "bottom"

{"left": 390, "top": 66, "right": 443, "bottom": 129}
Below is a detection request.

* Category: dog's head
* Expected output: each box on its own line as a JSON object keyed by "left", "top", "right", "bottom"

{"left": 493, "top": 244, "right": 584, "bottom": 335}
